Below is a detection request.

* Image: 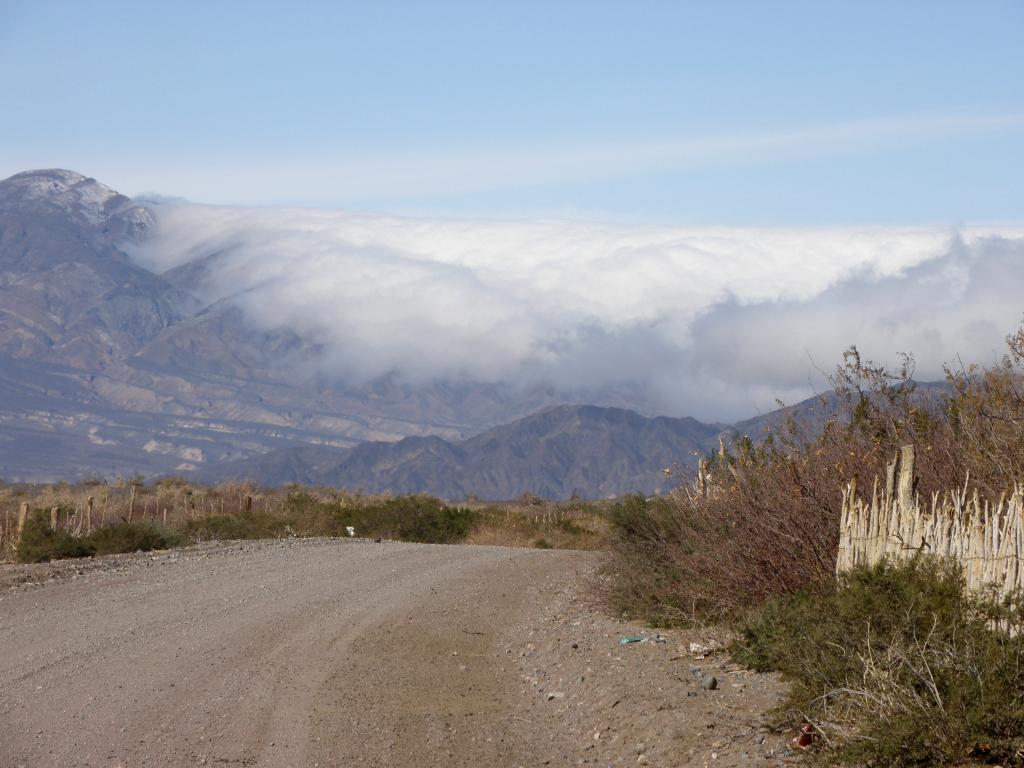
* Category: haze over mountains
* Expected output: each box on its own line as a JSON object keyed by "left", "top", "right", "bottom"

{"left": 0, "top": 171, "right": 597, "bottom": 483}
{"left": 0, "top": 169, "right": 724, "bottom": 495}
{"left": 0, "top": 169, "right": 1020, "bottom": 497}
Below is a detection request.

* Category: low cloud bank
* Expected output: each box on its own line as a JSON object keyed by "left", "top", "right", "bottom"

{"left": 130, "top": 204, "right": 1024, "bottom": 420}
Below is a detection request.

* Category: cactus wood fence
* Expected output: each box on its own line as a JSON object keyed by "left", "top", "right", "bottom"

{"left": 837, "top": 445, "right": 1024, "bottom": 598}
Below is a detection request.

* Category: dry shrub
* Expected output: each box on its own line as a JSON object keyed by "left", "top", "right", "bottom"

{"left": 947, "top": 325, "right": 1024, "bottom": 496}
{"left": 607, "top": 325, "right": 1024, "bottom": 622}
{"left": 734, "top": 557, "right": 1024, "bottom": 766}
{"left": 606, "top": 349, "right": 951, "bottom": 621}
{"left": 464, "top": 501, "right": 608, "bottom": 550}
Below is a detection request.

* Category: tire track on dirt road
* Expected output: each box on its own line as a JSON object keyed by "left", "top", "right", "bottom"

{"left": 0, "top": 539, "right": 590, "bottom": 767}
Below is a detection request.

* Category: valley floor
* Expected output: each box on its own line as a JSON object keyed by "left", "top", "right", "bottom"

{"left": 0, "top": 540, "right": 794, "bottom": 767}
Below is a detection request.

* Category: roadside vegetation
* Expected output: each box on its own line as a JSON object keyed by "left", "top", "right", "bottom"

{"left": 605, "top": 324, "right": 1024, "bottom": 765}
{"left": 8, "top": 328, "right": 1024, "bottom": 764}
{"left": 0, "top": 483, "right": 610, "bottom": 564}
{"left": 734, "top": 558, "right": 1024, "bottom": 767}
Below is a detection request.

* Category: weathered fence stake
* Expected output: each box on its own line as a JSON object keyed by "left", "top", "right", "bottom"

{"left": 14, "top": 502, "right": 28, "bottom": 553}
{"left": 897, "top": 444, "right": 916, "bottom": 517}
{"left": 838, "top": 444, "right": 1023, "bottom": 598}
{"left": 696, "top": 458, "right": 711, "bottom": 498}
{"left": 128, "top": 483, "right": 137, "bottom": 523}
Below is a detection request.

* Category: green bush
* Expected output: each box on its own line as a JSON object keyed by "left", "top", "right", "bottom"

{"left": 16, "top": 510, "right": 95, "bottom": 563}
{"left": 16, "top": 513, "right": 183, "bottom": 562}
{"left": 732, "top": 557, "right": 1024, "bottom": 766}
{"left": 555, "top": 517, "right": 586, "bottom": 535}
{"left": 181, "top": 494, "right": 477, "bottom": 545}
{"left": 389, "top": 499, "right": 476, "bottom": 543}
{"left": 179, "top": 511, "right": 287, "bottom": 541}
{"left": 331, "top": 496, "right": 477, "bottom": 544}
{"left": 87, "top": 521, "right": 185, "bottom": 555}
{"left": 280, "top": 491, "right": 336, "bottom": 535}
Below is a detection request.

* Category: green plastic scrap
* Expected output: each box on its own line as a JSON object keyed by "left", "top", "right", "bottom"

{"left": 618, "top": 635, "right": 646, "bottom": 645}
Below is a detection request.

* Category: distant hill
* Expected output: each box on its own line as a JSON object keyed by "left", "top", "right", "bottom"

{"left": 199, "top": 404, "right": 724, "bottom": 499}
{"left": 0, "top": 170, "right": 653, "bottom": 481}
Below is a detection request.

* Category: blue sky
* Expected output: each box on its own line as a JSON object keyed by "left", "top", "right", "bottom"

{"left": 1, "top": 0, "right": 1022, "bottom": 223}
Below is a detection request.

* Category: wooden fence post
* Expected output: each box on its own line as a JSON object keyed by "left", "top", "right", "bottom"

{"left": 837, "top": 446, "right": 1023, "bottom": 597}
{"left": 897, "top": 444, "right": 916, "bottom": 515}
{"left": 696, "top": 458, "right": 710, "bottom": 498}
{"left": 128, "top": 483, "right": 137, "bottom": 523}
{"left": 85, "top": 496, "right": 94, "bottom": 534}
{"left": 50, "top": 506, "right": 59, "bottom": 531}
{"left": 14, "top": 502, "right": 28, "bottom": 553}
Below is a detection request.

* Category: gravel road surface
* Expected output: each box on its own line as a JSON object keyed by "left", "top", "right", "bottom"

{"left": 1, "top": 539, "right": 792, "bottom": 767}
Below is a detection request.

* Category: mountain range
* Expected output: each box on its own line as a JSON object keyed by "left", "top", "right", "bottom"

{"left": 0, "top": 169, "right": 829, "bottom": 497}
{"left": 199, "top": 405, "right": 731, "bottom": 498}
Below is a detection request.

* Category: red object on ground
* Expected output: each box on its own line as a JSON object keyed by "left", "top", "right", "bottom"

{"left": 791, "top": 724, "right": 814, "bottom": 749}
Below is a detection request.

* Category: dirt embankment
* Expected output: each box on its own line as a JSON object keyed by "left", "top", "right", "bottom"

{"left": 0, "top": 539, "right": 794, "bottom": 767}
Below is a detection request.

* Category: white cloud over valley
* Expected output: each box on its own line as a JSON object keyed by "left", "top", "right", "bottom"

{"left": 130, "top": 204, "right": 1024, "bottom": 420}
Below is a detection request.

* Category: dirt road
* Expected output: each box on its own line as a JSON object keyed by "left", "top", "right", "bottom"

{"left": 1, "top": 540, "right": 791, "bottom": 767}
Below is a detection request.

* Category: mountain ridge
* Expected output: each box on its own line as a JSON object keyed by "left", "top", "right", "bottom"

{"left": 0, "top": 169, "right": 596, "bottom": 480}
{"left": 0, "top": 168, "right": 841, "bottom": 496}
{"left": 197, "top": 403, "right": 739, "bottom": 499}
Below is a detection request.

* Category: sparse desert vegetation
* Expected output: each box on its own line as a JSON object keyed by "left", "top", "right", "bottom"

{"left": 0, "top": 480, "right": 610, "bottom": 563}
{"left": 7, "top": 331, "right": 1024, "bottom": 764}
{"left": 733, "top": 557, "right": 1024, "bottom": 767}
{"left": 603, "top": 325, "right": 1024, "bottom": 764}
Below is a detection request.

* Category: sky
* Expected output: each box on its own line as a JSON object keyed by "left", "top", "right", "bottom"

{"left": 1, "top": 0, "right": 1022, "bottom": 222}
{"left": 3, "top": 1, "right": 1024, "bottom": 420}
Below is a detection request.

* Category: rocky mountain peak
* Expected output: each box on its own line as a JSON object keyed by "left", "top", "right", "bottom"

{"left": 5, "top": 167, "right": 89, "bottom": 186}
{"left": 0, "top": 168, "right": 153, "bottom": 234}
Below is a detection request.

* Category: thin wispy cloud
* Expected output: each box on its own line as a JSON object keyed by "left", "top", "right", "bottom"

{"left": 17, "top": 111, "right": 1019, "bottom": 207}
{"left": 327, "top": 112, "right": 1024, "bottom": 199}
